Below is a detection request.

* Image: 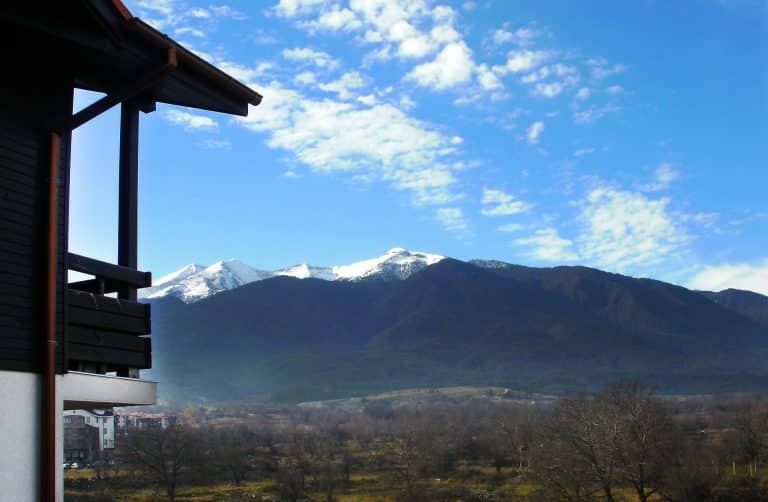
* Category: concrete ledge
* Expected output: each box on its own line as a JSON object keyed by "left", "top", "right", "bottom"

{"left": 62, "top": 371, "right": 157, "bottom": 410}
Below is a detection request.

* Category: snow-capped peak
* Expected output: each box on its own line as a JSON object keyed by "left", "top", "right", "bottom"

{"left": 141, "top": 248, "right": 445, "bottom": 303}
{"left": 276, "top": 263, "right": 336, "bottom": 281}
{"left": 332, "top": 248, "right": 444, "bottom": 281}
{"left": 139, "top": 259, "right": 273, "bottom": 303}
{"left": 154, "top": 263, "right": 206, "bottom": 287}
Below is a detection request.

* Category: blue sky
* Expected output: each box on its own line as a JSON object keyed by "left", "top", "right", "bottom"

{"left": 70, "top": 0, "right": 768, "bottom": 293}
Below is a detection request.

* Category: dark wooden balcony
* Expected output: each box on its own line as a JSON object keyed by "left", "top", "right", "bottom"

{"left": 66, "top": 253, "right": 151, "bottom": 376}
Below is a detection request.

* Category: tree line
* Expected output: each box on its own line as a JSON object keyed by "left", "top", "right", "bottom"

{"left": 74, "top": 381, "right": 768, "bottom": 501}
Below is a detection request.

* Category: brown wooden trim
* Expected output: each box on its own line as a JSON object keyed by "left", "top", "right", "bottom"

{"left": 67, "top": 253, "right": 151, "bottom": 288}
{"left": 66, "top": 288, "right": 149, "bottom": 319}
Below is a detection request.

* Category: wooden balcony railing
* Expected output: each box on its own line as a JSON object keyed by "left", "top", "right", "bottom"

{"left": 66, "top": 253, "right": 151, "bottom": 377}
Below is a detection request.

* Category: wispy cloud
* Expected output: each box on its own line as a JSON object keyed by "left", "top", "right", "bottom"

{"left": 640, "top": 162, "right": 680, "bottom": 192}
{"left": 497, "top": 223, "right": 525, "bottom": 232}
{"left": 406, "top": 42, "right": 475, "bottom": 90}
{"left": 490, "top": 26, "right": 539, "bottom": 47}
{"left": 318, "top": 71, "right": 366, "bottom": 99}
{"left": 481, "top": 188, "right": 532, "bottom": 216}
{"left": 515, "top": 228, "right": 578, "bottom": 261}
{"left": 576, "top": 187, "right": 688, "bottom": 271}
{"left": 688, "top": 259, "right": 768, "bottom": 295}
{"left": 526, "top": 121, "right": 545, "bottom": 144}
{"left": 513, "top": 187, "right": 688, "bottom": 271}
{"left": 572, "top": 104, "right": 620, "bottom": 124}
{"left": 436, "top": 207, "right": 470, "bottom": 235}
{"left": 587, "top": 57, "right": 628, "bottom": 80}
{"left": 162, "top": 109, "right": 218, "bottom": 131}
{"left": 238, "top": 82, "right": 464, "bottom": 206}
{"left": 282, "top": 47, "right": 340, "bottom": 69}
{"left": 573, "top": 147, "right": 595, "bottom": 157}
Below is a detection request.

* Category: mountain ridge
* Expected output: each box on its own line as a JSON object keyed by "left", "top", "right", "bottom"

{"left": 147, "top": 256, "right": 768, "bottom": 403}
{"left": 140, "top": 248, "right": 444, "bottom": 303}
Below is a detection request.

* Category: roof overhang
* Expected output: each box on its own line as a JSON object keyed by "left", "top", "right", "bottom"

{"left": 0, "top": 0, "right": 262, "bottom": 116}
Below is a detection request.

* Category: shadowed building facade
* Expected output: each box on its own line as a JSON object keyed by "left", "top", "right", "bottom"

{"left": 0, "top": 2, "right": 261, "bottom": 499}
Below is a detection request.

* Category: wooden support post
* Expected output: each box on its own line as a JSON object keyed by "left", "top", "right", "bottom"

{"left": 118, "top": 101, "right": 139, "bottom": 301}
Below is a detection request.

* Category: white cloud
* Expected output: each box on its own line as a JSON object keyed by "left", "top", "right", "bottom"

{"left": 497, "top": 223, "right": 524, "bottom": 232}
{"left": 298, "top": 6, "right": 362, "bottom": 31}
{"left": 572, "top": 104, "right": 620, "bottom": 124}
{"left": 640, "top": 163, "right": 679, "bottom": 192}
{"left": 588, "top": 57, "right": 627, "bottom": 80}
{"left": 318, "top": 71, "right": 366, "bottom": 99}
{"left": 573, "top": 147, "right": 595, "bottom": 157}
{"left": 174, "top": 26, "right": 205, "bottom": 38}
{"left": 282, "top": 47, "right": 340, "bottom": 69}
{"left": 606, "top": 84, "right": 624, "bottom": 94}
{"left": 273, "top": 0, "right": 326, "bottom": 17}
{"left": 577, "top": 188, "right": 687, "bottom": 271}
{"left": 357, "top": 94, "right": 377, "bottom": 105}
{"left": 238, "top": 82, "right": 463, "bottom": 206}
{"left": 399, "top": 95, "right": 416, "bottom": 109}
{"left": 208, "top": 5, "right": 247, "bottom": 19}
{"left": 491, "top": 27, "right": 538, "bottom": 47}
{"left": 481, "top": 187, "right": 532, "bottom": 216}
{"left": 134, "top": 0, "right": 245, "bottom": 29}
{"left": 493, "top": 50, "right": 549, "bottom": 75}
{"left": 281, "top": 0, "right": 463, "bottom": 68}
{"left": 436, "top": 207, "right": 469, "bottom": 234}
{"left": 462, "top": 1, "right": 476, "bottom": 11}
{"left": 162, "top": 109, "right": 218, "bottom": 130}
{"left": 526, "top": 121, "right": 545, "bottom": 144}
{"left": 406, "top": 42, "right": 474, "bottom": 90}
{"left": 294, "top": 71, "right": 316, "bottom": 85}
{"left": 189, "top": 7, "right": 210, "bottom": 18}
{"left": 476, "top": 63, "right": 503, "bottom": 90}
{"left": 515, "top": 228, "right": 578, "bottom": 261}
{"left": 533, "top": 82, "right": 566, "bottom": 98}
{"left": 688, "top": 259, "right": 768, "bottom": 295}
{"left": 575, "top": 87, "right": 591, "bottom": 100}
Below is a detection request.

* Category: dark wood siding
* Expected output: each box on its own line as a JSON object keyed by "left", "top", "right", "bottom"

{"left": 0, "top": 80, "right": 71, "bottom": 374}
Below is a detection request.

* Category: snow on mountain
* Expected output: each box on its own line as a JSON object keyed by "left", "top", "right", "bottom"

{"left": 141, "top": 248, "right": 445, "bottom": 303}
{"left": 140, "top": 259, "right": 273, "bottom": 303}
{"left": 332, "top": 247, "right": 444, "bottom": 281}
{"left": 154, "top": 263, "right": 206, "bottom": 285}
{"left": 276, "top": 264, "right": 336, "bottom": 281}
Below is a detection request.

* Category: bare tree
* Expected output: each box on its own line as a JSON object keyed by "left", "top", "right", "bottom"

{"left": 118, "top": 424, "right": 193, "bottom": 502}
{"left": 606, "top": 381, "right": 678, "bottom": 502}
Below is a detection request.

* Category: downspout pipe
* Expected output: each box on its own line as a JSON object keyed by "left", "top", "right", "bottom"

{"left": 43, "top": 132, "right": 60, "bottom": 502}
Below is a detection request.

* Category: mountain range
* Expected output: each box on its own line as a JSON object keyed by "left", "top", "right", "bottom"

{"left": 140, "top": 248, "right": 443, "bottom": 303}
{"left": 144, "top": 249, "right": 768, "bottom": 404}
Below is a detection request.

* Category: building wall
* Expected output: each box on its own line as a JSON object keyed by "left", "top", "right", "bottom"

{"left": 0, "top": 370, "right": 64, "bottom": 502}
{"left": 65, "top": 409, "right": 116, "bottom": 451}
{"left": 0, "top": 65, "right": 72, "bottom": 374}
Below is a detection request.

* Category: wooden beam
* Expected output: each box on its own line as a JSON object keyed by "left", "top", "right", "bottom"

{"left": 68, "top": 306, "right": 150, "bottom": 335}
{"left": 67, "top": 289, "right": 150, "bottom": 319}
{"left": 67, "top": 253, "right": 151, "bottom": 289}
{"left": 66, "top": 339, "right": 151, "bottom": 369}
{"left": 69, "top": 48, "right": 176, "bottom": 131}
{"left": 67, "top": 326, "right": 149, "bottom": 353}
{"left": 118, "top": 100, "right": 139, "bottom": 301}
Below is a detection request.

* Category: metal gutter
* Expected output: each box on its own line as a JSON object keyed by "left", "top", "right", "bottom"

{"left": 42, "top": 132, "right": 60, "bottom": 502}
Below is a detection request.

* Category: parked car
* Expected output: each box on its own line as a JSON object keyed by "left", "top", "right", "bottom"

{"left": 70, "top": 462, "right": 79, "bottom": 469}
